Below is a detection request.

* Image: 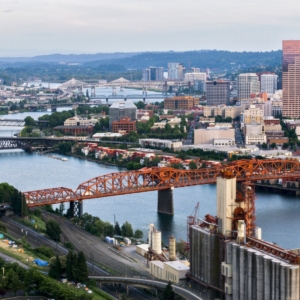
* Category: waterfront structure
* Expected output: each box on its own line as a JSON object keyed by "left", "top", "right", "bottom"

{"left": 194, "top": 127, "right": 235, "bottom": 145}
{"left": 282, "top": 40, "right": 300, "bottom": 118}
{"left": 112, "top": 117, "right": 137, "bottom": 134}
{"left": 237, "top": 73, "right": 260, "bottom": 100}
{"left": 109, "top": 101, "right": 137, "bottom": 130}
{"left": 164, "top": 96, "right": 198, "bottom": 110}
{"left": 168, "top": 63, "right": 184, "bottom": 80}
{"left": 206, "top": 80, "right": 230, "bottom": 106}
{"left": 260, "top": 74, "right": 278, "bottom": 94}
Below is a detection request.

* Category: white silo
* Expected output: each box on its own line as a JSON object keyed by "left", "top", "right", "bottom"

{"left": 152, "top": 230, "right": 162, "bottom": 254}
{"left": 169, "top": 235, "right": 176, "bottom": 261}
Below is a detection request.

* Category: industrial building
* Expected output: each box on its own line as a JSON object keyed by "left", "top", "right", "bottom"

{"left": 188, "top": 169, "right": 300, "bottom": 299}
{"left": 109, "top": 101, "right": 137, "bottom": 130}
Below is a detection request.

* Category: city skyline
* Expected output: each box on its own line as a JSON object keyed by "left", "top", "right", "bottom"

{"left": 1, "top": 0, "right": 300, "bottom": 56}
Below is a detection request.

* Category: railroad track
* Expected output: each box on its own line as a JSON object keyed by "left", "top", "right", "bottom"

{"left": 42, "top": 212, "right": 150, "bottom": 278}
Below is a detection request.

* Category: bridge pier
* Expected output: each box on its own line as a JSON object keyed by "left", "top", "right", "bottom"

{"left": 157, "top": 187, "right": 174, "bottom": 215}
{"left": 69, "top": 201, "right": 83, "bottom": 218}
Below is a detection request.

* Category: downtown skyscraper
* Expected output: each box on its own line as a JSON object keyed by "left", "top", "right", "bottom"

{"left": 282, "top": 40, "right": 300, "bottom": 118}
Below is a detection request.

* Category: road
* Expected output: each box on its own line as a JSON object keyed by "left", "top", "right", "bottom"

{"left": 90, "top": 276, "right": 203, "bottom": 300}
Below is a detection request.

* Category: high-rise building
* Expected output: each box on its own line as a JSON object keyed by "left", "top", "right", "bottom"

{"left": 183, "top": 72, "right": 206, "bottom": 83}
{"left": 142, "top": 69, "right": 150, "bottom": 81}
{"left": 142, "top": 67, "right": 164, "bottom": 81}
{"left": 168, "top": 63, "right": 184, "bottom": 80}
{"left": 206, "top": 80, "right": 230, "bottom": 106}
{"left": 282, "top": 40, "right": 300, "bottom": 118}
{"left": 237, "top": 73, "right": 260, "bottom": 100}
{"left": 260, "top": 74, "right": 278, "bottom": 94}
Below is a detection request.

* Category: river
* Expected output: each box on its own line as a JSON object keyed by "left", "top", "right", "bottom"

{"left": 0, "top": 97, "right": 300, "bottom": 249}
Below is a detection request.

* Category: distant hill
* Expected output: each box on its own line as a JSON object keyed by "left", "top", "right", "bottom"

{"left": 0, "top": 50, "right": 282, "bottom": 72}
{"left": 0, "top": 52, "right": 139, "bottom": 63}
{"left": 91, "top": 50, "right": 282, "bottom": 70}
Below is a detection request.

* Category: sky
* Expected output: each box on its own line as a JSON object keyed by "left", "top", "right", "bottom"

{"left": 0, "top": 0, "right": 300, "bottom": 56}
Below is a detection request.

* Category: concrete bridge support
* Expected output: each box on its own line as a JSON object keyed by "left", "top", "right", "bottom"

{"left": 69, "top": 201, "right": 83, "bottom": 218}
{"left": 157, "top": 187, "right": 174, "bottom": 215}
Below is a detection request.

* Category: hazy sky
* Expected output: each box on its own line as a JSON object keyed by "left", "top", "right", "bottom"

{"left": 0, "top": 0, "right": 300, "bottom": 56}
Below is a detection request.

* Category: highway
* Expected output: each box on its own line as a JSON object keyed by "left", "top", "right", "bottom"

{"left": 90, "top": 276, "right": 203, "bottom": 300}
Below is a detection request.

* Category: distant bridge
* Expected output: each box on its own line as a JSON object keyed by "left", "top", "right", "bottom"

{"left": 0, "top": 136, "right": 133, "bottom": 150}
{"left": 0, "top": 119, "right": 49, "bottom": 127}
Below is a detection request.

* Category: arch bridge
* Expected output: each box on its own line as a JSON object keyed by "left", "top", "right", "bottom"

{"left": 23, "top": 159, "right": 300, "bottom": 217}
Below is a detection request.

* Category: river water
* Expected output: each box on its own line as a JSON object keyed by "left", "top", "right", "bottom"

{"left": 0, "top": 91, "right": 300, "bottom": 249}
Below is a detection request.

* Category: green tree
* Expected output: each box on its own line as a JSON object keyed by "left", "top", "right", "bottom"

{"left": 114, "top": 221, "right": 121, "bottom": 235}
{"left": 86, "top": 89, "right": 89, "bottom": 98}
{"left": 189, "top": 161, "right": 197, "bottom": 170}
{"left": 24, "top": 116, "right": 35, "bottom": 126}
{"left": 48, "top": 255, "right": 62, "bottom": 279}
{"left": 162, "top": 281, "right": 174, "bottom": 300}
{"left": 76, "top": 251, "right": 88, "bottom": 282}
{"left": 66, "top": 251, "right": 78, "bottom": 281}
{"left": 270, "top": 142, "right": 277, "bottom": 149}
{"left": 45, "top": 220, "right": 62, "bottom": 242}
{"left": 262, "top": 143, "right": 268, "bottom": 149}
{"left": 121, "top": 221, "right": 133, "bottom": 237}
{"left": 134, "top": 229, "right": 143, "bottom": 239}
{"left": 5, "top": 269, "right": 21, "bottom": 295}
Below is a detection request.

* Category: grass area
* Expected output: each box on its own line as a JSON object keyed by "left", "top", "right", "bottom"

{"left": 21, "top": 213, "right": 46, "bottom": 232}
{"left": 90, "top": 287, "right": 115, "bottom": 300}
{"left": 0, "top": 231, "right": 49, "bottom": 271}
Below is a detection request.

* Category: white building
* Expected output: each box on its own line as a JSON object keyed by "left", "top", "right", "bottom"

{"left": 237, "top": 73, "right": 260, "bottom": 100}
{"left": 139, "top": 138, "right": 182, "bottom": 150}
{"left": 184, "top": 72, "right": 206, "bottom": 83}
{"left": 242, "top": 105, "right": 264, "bottom": 124}
{"left": 260, "top": 74, "right": 278, "bottom": 94}
{"left": 194, "top": 128, "right": 235, "bottom": 145}
{"left": 168, "top": 63, "right": 184, "bottom": 80}
{"left": 150, "top": 260, "right": 190, "bottom": 283}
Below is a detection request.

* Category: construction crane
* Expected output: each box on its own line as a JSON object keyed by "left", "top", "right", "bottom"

{"left": 185, "top": 202, "right": 199, "bottom": 251}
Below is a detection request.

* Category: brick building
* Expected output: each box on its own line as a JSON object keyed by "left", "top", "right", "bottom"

{"left": 54, "top": 125, "right": 94, "bottom": 135}
{"left": 164, "top": 96, "right": 199, "bottom": 110}
{"left": 112, "top": 117, "right": 137, "bottom": 134}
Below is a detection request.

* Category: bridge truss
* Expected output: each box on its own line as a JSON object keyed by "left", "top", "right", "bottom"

{"left": 23, "top": 159, "right": 300, "bottom": 207}
{"left": 0, "top": 119, "right": 25, "bottom": 126}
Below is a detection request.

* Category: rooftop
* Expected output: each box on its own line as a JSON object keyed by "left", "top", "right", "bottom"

{"left": 110, "top": 101, "right": 136, "bottom": 109}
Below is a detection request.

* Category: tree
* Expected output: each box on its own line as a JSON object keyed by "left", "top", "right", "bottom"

{"left": 262, "top": 143, "right": 268, "bottom": 149}
{"left": 114, "top": 222, "right": 121, "bottom": 235}
{"left": 86, "top": 89, "right": 89, "bottom": 98}
{"left": 121, "top": 221, "right": 133, "bottom": 237}
{"left": 162, "top": 281, "right": 174, "bottom": 300}
{"left": 5, "top": 269, "right": 21, "bottom": 295}
{"left": 76, "top": 251, "right": 88, "bottom": 282}
{"left": 46, "top": 220, "right": 62, "bottom": 242}
{"left": 134, "top": 229, "right": 143, "bottom": 239}
{"left": 270, "top": 142, "right": 277, "bottom": 149}
{"left": 66, "top": 251, "right": 77, "bottom": 281}
{"left": 48, "top": 255, "right": 62, "bottom": 279}
{"left": 24, "top": 116, "right": 35, "bottom": 126}
{"left": 189, "top": 161, "right": 197, "bottom": 170}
